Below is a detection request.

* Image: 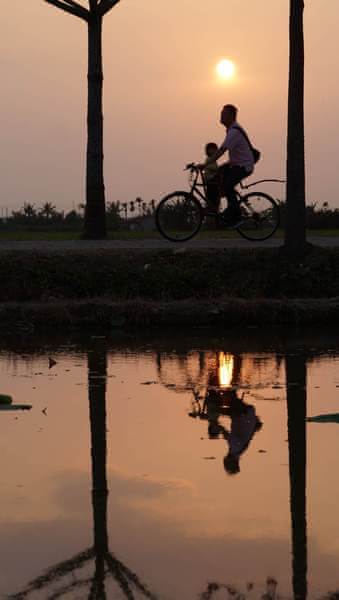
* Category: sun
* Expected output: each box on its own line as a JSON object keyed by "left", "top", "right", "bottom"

{"left": 216, "top": 59, "right": 236, "bottom": 80}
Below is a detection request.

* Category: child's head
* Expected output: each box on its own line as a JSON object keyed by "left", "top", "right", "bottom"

{"left": 205, "top": 142, "right": 218, "bottom": 158}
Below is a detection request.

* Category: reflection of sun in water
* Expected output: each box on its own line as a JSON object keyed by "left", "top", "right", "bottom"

{"left": 216, "top": 59, "right": 236, "bottom": 80}
{"left": 218, "top": 352, "right": 234, "bottom": 387}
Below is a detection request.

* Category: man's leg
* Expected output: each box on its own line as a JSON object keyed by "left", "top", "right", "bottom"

{"left": 222, "top": 165, "right": 248, "bottom": 218}
{"left": 206, "top": 181, "right": 220, "bottom": 211}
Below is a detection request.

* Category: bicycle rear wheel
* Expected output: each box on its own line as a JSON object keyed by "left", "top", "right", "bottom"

{"left": 155, "top": 192, "right": 203, "bottom": 242}
{"left": 237, "top": 192, "right": 280, "bottom": 241}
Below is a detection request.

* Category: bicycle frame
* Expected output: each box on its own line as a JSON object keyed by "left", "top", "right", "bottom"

{"left": 188, "top": 166, "right": 285, "bottom": 205}
{"left": 239, "top": 178, "right": 285, "bottom": 190}
{"left": 188, "top": 168, "right": 209, "bottom": 204}
{"left": 156, "top": 166, "right": 284, "bottom": 242}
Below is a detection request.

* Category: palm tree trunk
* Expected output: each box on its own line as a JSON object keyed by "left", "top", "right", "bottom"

{"left": 84, "top": 14, "right": 107, "bottom": 239}
{"left": 285, "top": 0, "right": 306, "bottom": 256}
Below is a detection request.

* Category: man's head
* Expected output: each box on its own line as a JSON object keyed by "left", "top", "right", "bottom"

{"left": 220, "top": 104, "right": 238, "bottom": 128}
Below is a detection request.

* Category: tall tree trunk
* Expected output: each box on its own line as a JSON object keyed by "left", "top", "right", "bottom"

{"left": 84, "top": 14, "right": 107, "bottom": 239}
{"left": 286, "top": 353, "right": 307, "bottom": 600}
{"left": 285, "top": 0, "right": 306, "bottom": 256}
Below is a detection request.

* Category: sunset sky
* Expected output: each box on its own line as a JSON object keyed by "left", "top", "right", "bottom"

{"left": 1, "top": 0, "right": 339, "bottom": 212}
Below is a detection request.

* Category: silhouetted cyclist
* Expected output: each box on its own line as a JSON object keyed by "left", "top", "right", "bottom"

{"left": 219, "top": 391, "right": 262, "bottom": 475}
{"left": 199, "top": 104, "right": 256, "bottom": 226}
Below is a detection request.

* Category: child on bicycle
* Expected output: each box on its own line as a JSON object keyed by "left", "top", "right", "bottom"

{"left": 203, "top": 142, "right": 220, "bottom": 211}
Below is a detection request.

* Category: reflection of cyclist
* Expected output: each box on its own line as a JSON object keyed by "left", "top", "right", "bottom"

{"left": 219, "top": 391, "right": 262, "bottom": 475}
{"left": 191, "top": 387, "right": 262, "bottom": 475}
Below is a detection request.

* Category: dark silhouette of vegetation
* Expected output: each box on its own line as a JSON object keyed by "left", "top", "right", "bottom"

{"left": 0, "top": 198, "right": 156, "bottom": 232}
{"left": 1, "top": 246, "right": 339, "bottom": 306}
{"left": 279, "top": 201, "right": 339, "bottom": 230}
{"left": 285, "top": 0, "right": 306, "bottom": 256}
{"left": 2, "top": 199, "right": 339, "bottom": 234}
{"left": 199, "top": 578, "right": 278, "bottom": 600}
{"left": 43, "top": 0, "right": 122, "bottom": 240}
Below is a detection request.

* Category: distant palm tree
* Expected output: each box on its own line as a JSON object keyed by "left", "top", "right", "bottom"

{"left": 121, "top": 202, "right": 128, "bottom": 220}
{"left": 39, "top": 202, "right": 57, "bottom": 220}
{"left": 285, "top": 0, "right": 306, "bottom": 256}
{"left": 22, "top": 203, "right": 37, "bottom": 220}
{"left": 136, "top": 197, "right": 143, "bottom": 215}
{"left": 44, "top": 0, "right": 122, "bottom": 239}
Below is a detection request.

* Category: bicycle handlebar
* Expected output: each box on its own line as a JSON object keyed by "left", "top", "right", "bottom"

{"left": 184, "top": 163, "right": 198, "bottom": 171}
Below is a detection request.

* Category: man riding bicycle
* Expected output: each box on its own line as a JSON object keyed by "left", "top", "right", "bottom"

{"left": 199, "top": 104, "right": 256, "bottom": 227}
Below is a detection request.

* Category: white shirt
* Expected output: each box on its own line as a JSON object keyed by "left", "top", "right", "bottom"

{"left": 220, "top": 122, "right": 254, "bottom": 173}
{"left": 227, "top": 405, "right": 257, "bottom": 457}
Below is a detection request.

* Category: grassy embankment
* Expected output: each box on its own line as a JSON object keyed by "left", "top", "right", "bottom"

{"left": 1, "top": 244, "right": 339, "bottom": 331}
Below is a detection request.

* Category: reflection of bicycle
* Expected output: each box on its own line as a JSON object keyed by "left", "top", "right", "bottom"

{"left": 155, "top": 164, "right": 284, "bottom": 243}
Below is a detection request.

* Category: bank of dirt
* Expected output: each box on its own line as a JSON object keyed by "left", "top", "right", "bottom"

{"left": 1, "top": 246, "right": 339, "bottom": 330}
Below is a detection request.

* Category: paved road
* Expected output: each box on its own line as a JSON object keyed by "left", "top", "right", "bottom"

{"left": 0, "top": 235, "right": 338, "bottom": 252}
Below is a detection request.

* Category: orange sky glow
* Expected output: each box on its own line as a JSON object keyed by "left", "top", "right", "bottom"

{"left": 1, "top": 1, "right": 339, "bottom": 211}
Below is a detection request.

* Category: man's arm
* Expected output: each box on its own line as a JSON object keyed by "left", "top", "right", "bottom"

{"left": 205, "top": 146, "right": 225, "bottom": 166}
{"left": 198, "top": 133, "right": 228, "bottom": 169}
{"left": 198, "top": 145, "right": 226, "bottom": 170}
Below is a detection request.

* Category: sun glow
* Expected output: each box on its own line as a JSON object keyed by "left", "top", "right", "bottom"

{"left": 216, "top": 59, "right": 236, "bottom": 80}
{"left": 218, "top": 353, "right": 234, "bottom": 388}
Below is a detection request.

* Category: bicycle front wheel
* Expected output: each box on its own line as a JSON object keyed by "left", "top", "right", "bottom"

{"left": 155, "top": 192, "right": 203, "bottom": 242}
{"left": 237, "top": 192, "right": 280, "bottom": 241}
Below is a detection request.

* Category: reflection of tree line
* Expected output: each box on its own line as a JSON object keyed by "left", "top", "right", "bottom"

{"left": 7, "top": 345, "right": 321, "bottom": 600}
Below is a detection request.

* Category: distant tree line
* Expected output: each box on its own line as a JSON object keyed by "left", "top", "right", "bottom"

{"left": 279, "top": 200, "right": 339, "bottom": 229}
{"left": 1, "top": 199, "right": 339, "bottom": 232}
{"left": 0, "top": 198, "right": 157, "bottom": 231}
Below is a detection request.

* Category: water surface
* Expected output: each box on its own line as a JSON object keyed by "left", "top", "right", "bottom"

{"left": 1, "top": 331, "right": 339, "bottom": 599}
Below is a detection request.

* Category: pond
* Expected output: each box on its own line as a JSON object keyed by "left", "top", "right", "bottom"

{"left": 0, "top": 329, "right": 339, "bottom": 600}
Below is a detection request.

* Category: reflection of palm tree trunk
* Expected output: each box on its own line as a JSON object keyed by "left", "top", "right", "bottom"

{"left": 88, "top": 346, "right": 108, "bottom": 598}
{"left": 9, "top": 344, "right": 159, "bottom": 599}
{"left": 286, "top": 354, "right": 307, "bottom": 600}
{"left": 87, "top": 346, "right": 158, "bottom": 600}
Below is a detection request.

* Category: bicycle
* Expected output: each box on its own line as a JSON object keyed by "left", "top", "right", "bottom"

{"left": 155, "top": 164, "right": 284, "bottom": 242}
